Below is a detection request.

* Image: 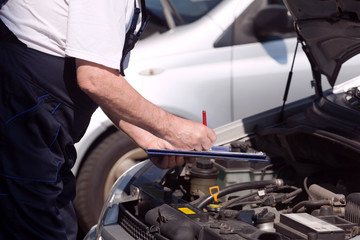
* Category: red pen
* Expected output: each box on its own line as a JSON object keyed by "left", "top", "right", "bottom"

{"left": 202, "top": 110, "right": 207, "bottom": 126}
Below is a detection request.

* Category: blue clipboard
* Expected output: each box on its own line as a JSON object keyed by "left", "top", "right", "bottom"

{"left": 144, "top": 148, "right": 268, "bottom": 162}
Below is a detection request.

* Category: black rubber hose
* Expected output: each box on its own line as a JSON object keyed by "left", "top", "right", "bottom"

{"left": 292, "top": 200, "right": 331, "bottom": 213}
{"left": 195, "top": 179, "right": 282, "bottom": 210}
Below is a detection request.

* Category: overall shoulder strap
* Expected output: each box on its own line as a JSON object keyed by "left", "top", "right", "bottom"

{"left": 138, "top": 0, "right": 151, "bottom": 36}
{"left": 119, "top": 0, "right": 150, "bottom": 76}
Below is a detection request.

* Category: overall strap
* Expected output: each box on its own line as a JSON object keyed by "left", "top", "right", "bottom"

{"left": 138, "top": 0, "right": 151, "bottom": 36}
{"left": 119, "top": 0, "right": 150, "bottom": 76}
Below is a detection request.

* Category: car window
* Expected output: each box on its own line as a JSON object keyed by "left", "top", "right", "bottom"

{"left": 169, "top": 0, "right": 221, "bottom": 24}
{"left": 215, "top": 0, "right": 297, "bottom": 48}
{"left": 146, "top": 0, "right": 221, "bottom": 26}
{"left": 143, "top": 0, "right": 222, "bottom": 38}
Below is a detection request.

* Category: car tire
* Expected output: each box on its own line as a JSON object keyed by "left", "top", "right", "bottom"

{"left": 74, "top": 130, "right": 147, "bottom": 234}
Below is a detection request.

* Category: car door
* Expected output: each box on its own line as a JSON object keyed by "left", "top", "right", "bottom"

{"left": 227, "top": 0, "right": 309, "bottom": 121}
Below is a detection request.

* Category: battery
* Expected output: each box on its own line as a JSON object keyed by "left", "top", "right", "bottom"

{"left": 274, "top": 213, "right": 345, "bottom": 240}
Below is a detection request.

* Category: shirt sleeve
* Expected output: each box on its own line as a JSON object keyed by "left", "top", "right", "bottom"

{"left": 65, "top": 0, "right": 134, "bottom": 70}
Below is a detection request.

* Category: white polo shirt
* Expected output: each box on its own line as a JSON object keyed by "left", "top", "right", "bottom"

{"left": 0, "top": 0, "right": 141, "bottom": 70}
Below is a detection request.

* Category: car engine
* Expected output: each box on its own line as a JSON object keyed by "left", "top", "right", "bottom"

{"left": 97, "top": 84, "right": 360, "bottom": 240}
{"left": 115, "top": 155, "right": 360, "bottom": 240}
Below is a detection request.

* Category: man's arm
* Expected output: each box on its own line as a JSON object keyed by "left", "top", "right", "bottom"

{"left": 75, "top": 59, "right": 216, "bottom": 152}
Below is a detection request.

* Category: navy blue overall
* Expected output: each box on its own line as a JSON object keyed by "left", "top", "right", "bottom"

{"left": 0, "top": 19, "right": 98, "bottom": 239}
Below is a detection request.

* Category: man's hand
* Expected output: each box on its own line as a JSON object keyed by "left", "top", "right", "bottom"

{"left": 145, "top": 138, "right": 196, "bottom": 169}
{"left": 119, "top": 120, "right": 199, "bottom": 169}
{"left": 164, "top": 116, "right": 216, "bottom": 151}
{"left": 150, "top": 155, "right": 196, "bottom": 169}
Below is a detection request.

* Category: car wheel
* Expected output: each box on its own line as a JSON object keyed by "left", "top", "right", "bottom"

{"left": 74, "top": 130, "right": 148, "bottom": 233}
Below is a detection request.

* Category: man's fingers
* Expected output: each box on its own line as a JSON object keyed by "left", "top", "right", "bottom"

{"left": 151, "top": 155, "right": 191, "bottom": 169}
{"left": 184, "top": 157, "right": 196, "bottom": 164}
{"left": 174, "top": 156, "right": 185, "bottom": 167}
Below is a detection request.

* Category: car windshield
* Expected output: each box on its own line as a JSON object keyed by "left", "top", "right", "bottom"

{"left": 146, "top": 0, "right": 222, "bottom": 26}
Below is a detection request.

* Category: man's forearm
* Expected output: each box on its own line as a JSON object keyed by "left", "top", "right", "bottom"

{"left": 76, "top": 59, "right": 216, "bottom": 151}
{"left": 75, "top": 59, "right": 174, "bottom": 139}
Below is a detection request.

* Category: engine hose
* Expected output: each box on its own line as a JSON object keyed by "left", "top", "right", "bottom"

{"left": 222, "top": 185, "right": 301, "bottom": 208}
{"left": 221, "top": 191, "right": 259, "bottom": 209}
{"left": 195, "top": 179, "right": 283, "bottom": 210}
{"left": 292, "top": 200, "right": 331, "bottom": 213}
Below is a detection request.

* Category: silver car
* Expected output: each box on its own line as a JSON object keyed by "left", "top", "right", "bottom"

{"left": 85, "top": 0, "right": 360, "bottom": 238}
{"left": 73, "top": 0, "right": 360, "bottom": 235}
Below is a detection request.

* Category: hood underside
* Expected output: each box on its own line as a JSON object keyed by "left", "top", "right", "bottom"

{"left": 283, "top": 0, "right": 360, "bottom": 87}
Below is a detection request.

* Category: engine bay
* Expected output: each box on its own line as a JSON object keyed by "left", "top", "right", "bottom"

{"left": 102, "top": 89, "right": 360, "bottom": 240}
{"left": 116, "top": 157, "right": 360, "bottom": 240}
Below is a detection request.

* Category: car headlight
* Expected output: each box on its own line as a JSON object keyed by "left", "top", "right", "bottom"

{"left": 84, "top": 160, "right": 149, "bottom": 240}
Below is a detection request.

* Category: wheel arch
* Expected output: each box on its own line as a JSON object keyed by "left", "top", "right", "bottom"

{"left": 73, "top": 124, "right": 118, "bottom": 176}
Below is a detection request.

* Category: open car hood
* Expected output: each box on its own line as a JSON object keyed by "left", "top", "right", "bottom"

{"left": 283, "top": 0, "right": 360, "bottom": 87}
